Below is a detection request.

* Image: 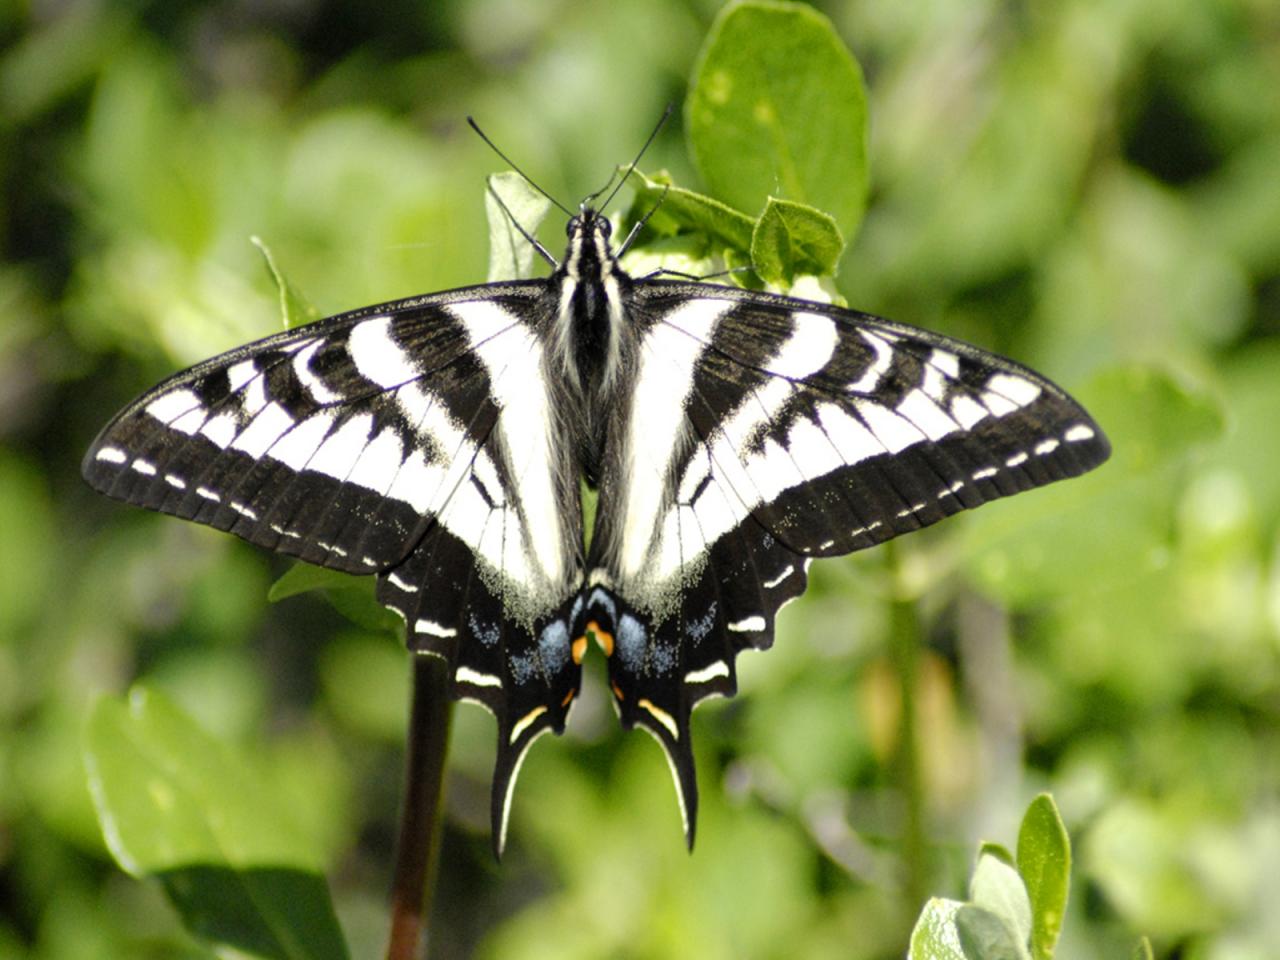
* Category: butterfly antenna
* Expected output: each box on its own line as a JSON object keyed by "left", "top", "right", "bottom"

{"left": 581, "top": 170, "right": 619, "bottom": 208}
{"left": 596, "top": 102, "right": 674, "bottom": 214}
{"left": 467, "top": 116, "right": 573, "bottom": 217}
{"left": 486, "top": 182, "right": 558, "bottom": 268}
{"left": 617, "top": 183, "right": 669, "bottom": 257}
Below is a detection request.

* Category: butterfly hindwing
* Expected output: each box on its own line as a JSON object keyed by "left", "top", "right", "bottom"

{"left": 378, "top": 522, "right": 581, "bottom": 856}
{"left": 575, "top": 514, "right": 807, "bottom": 846}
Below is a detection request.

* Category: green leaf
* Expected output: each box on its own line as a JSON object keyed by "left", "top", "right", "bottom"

{"left": 627, "top": 168, "right": 755, "bottom": 252}
{"left": 267, "top": 562, "right": 360, "bottom": 602}
{"left": 978, "top": 842, "right": 1017, "bottom": 869}
{"left": 618, "top": 232, "right": 724, "bottom": 288}
{"left": 485, "top": 171, "right": 554, "bottom": 282}
{"left": 268, "top": 563, "right": 400, "bottom": 635}
{"left": 1132, "top": 937, "right": 1155, "bottom": 960}
{"left": 750, "top": 197, "right": 844, "bottom": 285}
{"left": 252, "top": 236, "right": 320, "bottom": 331}
{"left": 956, "top": 905, "right": 1031, "bottom": 960}
{"left": 84, "top": 687, "right": 349, "bottom": 959}
{"left": 908, "top": 898, "right": 967, "bottom": 960}
{"left": 687, "top": 0, "right": 869, "bottom": 237}
{"left": 1017, "top": 794, "right": 1071, "bottom": 960}
{"left": 581, "top": 479, "right": 599, "bottom": 556}
{"left": 969, "top": 852, "right": 1033, "bottom": 952}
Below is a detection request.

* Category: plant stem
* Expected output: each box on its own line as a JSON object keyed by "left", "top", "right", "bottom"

{"left": 385, "top": 654, "right": 452, "bottom": 960}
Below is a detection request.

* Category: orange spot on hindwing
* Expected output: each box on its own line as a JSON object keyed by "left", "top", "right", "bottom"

{"left": 573, "top": 621, "right": 614, "bottom": 663}
{"left": 587, "top": 621, "right": 614, "bottom": 657}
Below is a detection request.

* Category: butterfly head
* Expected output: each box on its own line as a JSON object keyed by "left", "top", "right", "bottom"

{"left": 560, "top": 206, "right": 623, "bottom": 282}
{"left": 566, "top": 205, "right": 613, "bottom": 242}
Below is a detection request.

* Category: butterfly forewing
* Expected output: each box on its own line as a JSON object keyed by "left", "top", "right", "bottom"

{"left": 623, "top": 283, "right": 1109, "bottom": 563}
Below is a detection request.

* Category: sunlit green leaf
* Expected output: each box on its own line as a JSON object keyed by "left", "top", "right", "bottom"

{"left": 977, "top": 842, "right": 1016, "bottom": 869}
{"left": 750, "top": 197, "right": 843, "bottom": 285}
{"left": 1017, "top": 794, "right": 1070, "bottom": 960}
{"left": 969, "top": 852, "right": 1032, "bottom": 952}
{"left": 84, "top": 687, "right": 349, "bottom": 959}
{"left": 627, "top": 168, "right": 755, "bottom": 252}
{"left": 908, "top": 898, "right": 967, "bottom": 960}
{"left": 687, "top": 0, "right": 868, "bottom": 236}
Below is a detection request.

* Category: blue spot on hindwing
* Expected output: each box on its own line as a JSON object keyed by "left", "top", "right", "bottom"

{"left": 509, "top": 650, "right": 537, "bottom": 684}
{"left": 650, "top": 639, "right": 677, "bottom": 675}
{"left": 687, "top": 601, "right": 717, "bottom": 645}
{"left": 616, "top": 614, "right": 646, "bottom": 672}
{"left": 586, "top": 587, "right": 617, "bottom": 620}
{"left": 469, "top": 613, "right": 500, "bottom": 648}
{"left": 539, "top": 620, "right": 570, "bottom": 672}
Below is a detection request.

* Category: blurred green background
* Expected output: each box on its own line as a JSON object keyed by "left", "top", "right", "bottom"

{"left": 2, "top": 0, "right": 1278, "bottom": 957}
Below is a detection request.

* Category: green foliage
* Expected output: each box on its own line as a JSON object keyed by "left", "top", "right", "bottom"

{"left": 627, "top": 168, "right": 755, "bottom": 253}
{"left": 909, "top": 796, "right": 1077, "bottom": 960}
{"left": 751, "top": 198, "right": 844, "bottom": 286}
{"left": 268, "top": 563, "right": 399, "bottom": 634}
{"left": 484, "top": 172, "right": 555, "bottom": 282}
{"left": 3, "top": 0, "right": 1279, "bottom": 957}
{"left": 688, "top": 0, "right": 869, "bottom": 236}
{"left": 1017, "top": 796, "right": 1070, "bottom": 960}
{"left": 85, "top": 688, "right": 348, "bottom": 959}
{"left": 251, "top": 237, "right": 321, "bottom": 331}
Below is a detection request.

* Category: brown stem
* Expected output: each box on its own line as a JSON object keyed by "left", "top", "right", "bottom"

{"left": 385, "top": 654, "right": 452, "bottom": 960}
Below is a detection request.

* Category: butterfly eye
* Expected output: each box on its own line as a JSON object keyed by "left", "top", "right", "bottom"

{"left": 598, "top": 217, "right": 613, "bottom": 239}
{"left": 565, "top": 216, "right": 580, "bottom": 236}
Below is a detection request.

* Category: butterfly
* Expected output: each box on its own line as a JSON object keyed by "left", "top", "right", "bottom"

{"left": 82, "top": 143, "right": 1110, "bottom": 857}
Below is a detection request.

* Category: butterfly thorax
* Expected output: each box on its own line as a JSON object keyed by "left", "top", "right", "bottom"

{"left": 551, "top": 209, "right": 631, "bottom": 392}
{"left": 549, "top": 207, "right": 634, "bottom": 487}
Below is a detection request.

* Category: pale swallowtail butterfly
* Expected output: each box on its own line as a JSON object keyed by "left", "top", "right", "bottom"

{"left": 82, "top": 161, "right": 1109, "bottom": 857}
